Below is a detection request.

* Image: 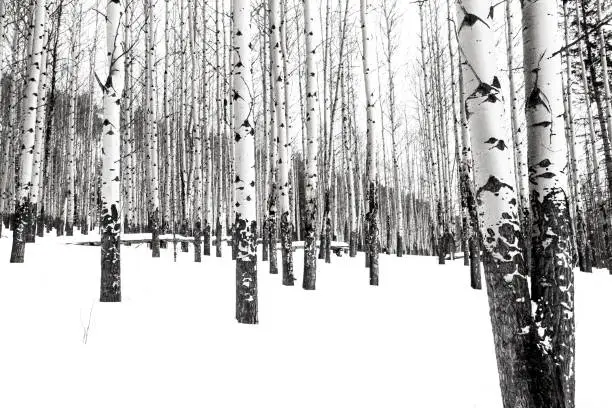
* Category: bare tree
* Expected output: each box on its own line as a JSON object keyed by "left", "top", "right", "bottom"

{"left": 100, "top": 0, "right": 125, "bottom": 302}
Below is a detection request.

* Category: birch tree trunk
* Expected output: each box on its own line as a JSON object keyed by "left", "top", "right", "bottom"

{"left": 66, "top": 11, "right": 80, "bottom": 237}
{"left": 505, "top": 0, "right": 531, "bottom": 273}
{"left": 302, "top": 0, "right": 319, "bottom": 290}
{"left": 456, "top": 1, "right": 535, "bottom": 405}
{"left": 457, "top": 50, "right": 481, "bottom": 290}
{"left": 360, "top": 0, "right": 380, "bottom": 285}
{"left": 28, "top": 26, "right": 49, "bottom": 243}
{"left": 382, "top": 0, "right": 403, "bottom": 257}
{"left": 267, "top": 8, "right": 279, "bottom": 275}
{"left": 10, "top": 0, "right": 46, "bottom": 263}
{"left": 341, "top": 67, "right": 357, "bottom": 258}
{"left": 146, "top": 0, "right": 161, "bottom": 257}
{"left": 522, "top": 1, "right": 575, "bottom": 405}
{"left": 269, "top": 0, "right": 294, "bottom": 285}
{"left": 100, "top": 0, "right": 124, "bottom": 302}
{"left": 233, "top": 0, "right": 258, "bottom": 324}
{"left": 162, "top": 0, "right": 171, "bottom": 235}
{"left": 189, "top": 0, "right": 203, "bottom": 262}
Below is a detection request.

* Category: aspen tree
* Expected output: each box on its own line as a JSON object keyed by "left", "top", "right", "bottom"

{"left": 233, "top": 0, "right": 258, "bottom": 324}
{"left": 189, "top": 0, "right": 203, "bottom": 262}
{"left": 457, "top": 47, "right": 481, "bottom": 290}
{"left": 522, "top": 0, "right": 575, "bottom": 405}
{"left": 162, "top": 0, "right": 171, "bottom": 235}
{"left": 267, "top": 5, "right": 279, "bottom": 275}
{"left": 341, "top": 65, "right": 357, "bottom": 258}
{"left": 202, "top": 0, "right": 212, "bottom": 257}
{"left": 382, "top": 0, "right": 403, "bottom": 256}
{"left": 146, "top": 0, "right": 161, "bottom": 257}
{"left": 66, "top": 5, "right": 81, "bottom": 237}
{"left": 100, "top": 0, "right": 124, "bottom": 302}
{"left": 269, "top": 0, "right": 293, "bottom": 285}
{"left": 360, "top": 0, "right": 380, "bottom": 285}
{"left": 28, "top": 26, "right": 49, "bottom": 242}
{"left": 456, "top": 1, "right": 535, "bottom": 405}
{"left": 259, "top": 2, "right": 270, "bottom": 262}
{"left": 302, "top": 0, "right": 319, "bottom": 290}
{"left": 10, "top": 0, "right": 46, "bottom": 263}
{"left": 505, "top": 0, "right": 531, "bottom": 274}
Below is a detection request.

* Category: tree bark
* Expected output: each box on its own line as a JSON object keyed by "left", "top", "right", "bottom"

{"left": 522, "top": 1, "right": 575, "bottom": 405}
{"left": 233, "top": 0, "right": 258, "bottom": 324}
{"left": 456, "top": 1, "right": 536, "bottom": 406}
{"left": 100, "top": 0, "right": 124, "bottom": 302}
{"left": 10, "top": 0, "right": 46, "bottom": 263}
{"left": 360, "top": 0, "right": 380, "bottom": 285}
{"left": 302, "top": 0, "right": 319, "bottom": 290}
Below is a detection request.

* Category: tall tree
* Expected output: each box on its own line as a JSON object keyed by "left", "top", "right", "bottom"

{"left": 456, "top": 0, "right": 535, "bottom": 405}
{"left": 146, "top": 0, "right": 161, "bottom": 257}
{"left": 66, "top": 5, "right": 81, "bottom": 237}
{"left": 522, "top": 0, "right": 575, "bottom": 405}
{"left": 10, "top": 0, "right": 47, "bottom": 263}
{"left": 100, "top": 0, "right": 124, "bottom": 302}
{"left": 190, "top": 0, "right": 203, "bottom": 262}
{"left": 360, "top": 0, "right": 380, "bottom": 285}
{"left": 302, "top": 0, "right": 319, "bottom": 290}
{"left": 269, "top": 0, "right": 294, "bottom": 285}
{"left": 233, "top": 0, "right": 258, "bottom": 324}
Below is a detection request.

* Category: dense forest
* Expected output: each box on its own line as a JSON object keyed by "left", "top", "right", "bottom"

{"left": 1, "top": 0, "right": 611, "bottom": 406}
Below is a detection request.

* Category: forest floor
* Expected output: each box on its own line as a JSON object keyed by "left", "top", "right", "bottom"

{"left": 0, "top": 230, "right": 611, "bottom": 408}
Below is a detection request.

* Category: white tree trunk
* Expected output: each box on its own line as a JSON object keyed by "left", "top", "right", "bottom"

{"left": 302, "top": 0, "right": 319, "bottom": 289}
{"left": 360, "top": 0, "right": 380, "bottom": 284}
{"left": 29, "top": 26, "right": 49, "bottom": 240}
{"left": 456, "top": 1, "right": 534, "bottom": 405}
{"left": 100, "top": 0, "right": 124, "bottom": 301}
{"left": 10, "top": 0, "right": 46, "bottom": 263}
{"left": 66, "top": 13, "right": 80, "bottom": 236}
{"left": 522, "top": 0, "right": 575, "bottom": 405}
{"left": 269, "top": 0, "right": 293, "bottom": 285}
{"left": 233, "top": 0, "right": 258, "bottom": 324}
{"left": 505, "top": 0, "right": 529, "bottom": 243}
{"left": 146, "top": 0, "right": 161, "bottom": 257}
{"left": 189, "top": 0, "right": 203, "bottom": 261}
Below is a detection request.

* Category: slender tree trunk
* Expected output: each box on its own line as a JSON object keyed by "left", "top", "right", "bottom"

{"left": 28, "top": 26, "right": 49, "bottom": 243}
{"left": 360, "top": 0, "right": 380, "bottom": 285}
{"left": 233, "top": 0, "right": 258, "bottom": 324}
{"left": 267, "top": 0, "right": 278, "bottom": 275}
{"left": 302, "top": 0, "right": 319, "bottom": 290}
{"left": 456, "top": 1, "right": 536, "bottom": 406}
{"left": 270, "top": 0, "right": 293, "bottom": 285}
{"left": 100, "top": 0, "right": 124, "bottom": 302}
{"left": 522, "top": 1, "right": 575, "bottom": 405}
{"left": 146, "top": 0, "right": 161, "bottom": 257}
{"left": 505, "top": 0, "right": 531, "bottom": 274}
{"left": 10, "top": 0, "right": 46, "bottom": 263}
{"left": 65, "top": 11, "right": 80, "bottom": 237}
{"left": 189, "top": 0, "right": 203, "bottom": 262}
{"left": 457, "top": 47, "right": 481, "bottom": 290}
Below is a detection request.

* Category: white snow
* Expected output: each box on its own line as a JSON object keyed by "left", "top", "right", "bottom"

{"left": 0, "top": 231, "right": 610, "bottom": 408}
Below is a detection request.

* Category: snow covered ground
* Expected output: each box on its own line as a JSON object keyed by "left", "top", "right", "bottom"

{"left": 0, "top": 231, "right": 610, "bottom": 408}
